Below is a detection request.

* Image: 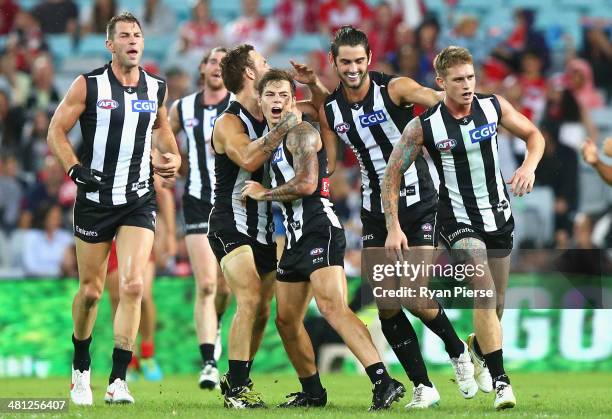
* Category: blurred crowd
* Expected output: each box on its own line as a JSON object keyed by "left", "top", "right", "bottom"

{"left": 1, "top": 0, "right": 611, "bottom": 279}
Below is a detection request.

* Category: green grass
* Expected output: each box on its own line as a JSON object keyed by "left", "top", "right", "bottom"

{"left": 1, "top": 372, "right": 610, "bottom": 418}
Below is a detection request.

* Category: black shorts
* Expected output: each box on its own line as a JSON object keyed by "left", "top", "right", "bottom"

{"left": 437, "top": 216, "right": 515, "bottom": 258}
{"left": 183, "top": 194, "right": 212, "bottom": 235}
{"left": 208, "top": 230, "right": 277, "bottom": 274}
{"left": 73, "top": 194, "right": 157, "bottom": 243}
{"left": 277, "top": 226, "right": 346, "bottom": 283}
{"left": 361, "top": 209, "right": 436, "bottom": 248}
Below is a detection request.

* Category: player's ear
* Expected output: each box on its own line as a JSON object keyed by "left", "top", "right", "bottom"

{"left": 435, "top": 75, "right": 445, "bottom": 91}
{"left": 367, "top": 51, "right": 372, "bottom": 66}
{"left": 327, "top": 52, "right": 335, "bottom": 68}
{"left": 105, "top": 38, "right": 113, "bottom": 54}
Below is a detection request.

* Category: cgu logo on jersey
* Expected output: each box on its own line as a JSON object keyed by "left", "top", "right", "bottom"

{"left": 359, "top": 109, "right": 387, "bottom": 127}
{"left": 97, "top": 99, "right": 119, "bottom": 110}
{"left": 436, "top": 138, "right": 456, "bottom": 152}
{"left": 131, "top": 100, "right": 157, "bottom": 113}
{"left": 184, "top": 118, "right": 199, "bottom": 128}
{"left": 320, "top": 177, "right": 330, "bottom": 198}
{"left": 272, "top": 147, "right": 283, "bottom": 164}
{"left": 334, "top": 122, "right": 350, "bottom": 134}
{"left": 469, "top": 122, "right": 497, "bottom": 143}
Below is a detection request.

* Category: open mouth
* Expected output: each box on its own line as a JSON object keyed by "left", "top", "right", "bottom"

{"left": 462, "top": 92, "right": 473, "bottom": 99}
{"left": 211, "top": 71, "right": 222, "bottom": 79}
{"left": 346, "top": 72, "right": 360, "bottom": 82}
{"left": 270, "top": 107, "right": 282, "bottom": 117}
{"left": 127, "top": 49, "right": 138, "bottom": 58}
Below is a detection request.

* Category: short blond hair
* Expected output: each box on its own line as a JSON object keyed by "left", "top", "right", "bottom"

{"left": 433, "top": 46, "right": 473, "bottom": 77}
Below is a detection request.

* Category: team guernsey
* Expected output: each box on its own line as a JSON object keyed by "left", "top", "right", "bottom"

{"left": 269, "top": 131, "right": 342, "bottom": 250}
{"left": 420, "top": 93, "right": 513, "bottom": 233}
{"left": 324, "top": 71, "right": 436, "bottom": 216}
{"left": 177, "top": 91, "right": 235, "bottom": 203}
{"left": 79, "top": 62, "right": 165, "bottom": 207}
{"left": 208, "top": 101, "right": 274, "bottom": 245}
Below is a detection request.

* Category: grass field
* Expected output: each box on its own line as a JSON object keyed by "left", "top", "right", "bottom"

{"left": 2, "top": 372, "right": 610, "bottom": 418}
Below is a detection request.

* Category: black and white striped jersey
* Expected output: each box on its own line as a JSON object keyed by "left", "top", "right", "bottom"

{"left": 176, "top": 90, "right": 234, "bottom": 204}
{"left": 269, "top": 128, "right": 342, "bottom": 249}
{"left": 78, "top": 62, "right": 165, "bottom": 207}
{"left": 208, "top": 101, "right": 274, "bottom": 244}
{"left": 323, "top": 71, "right": 437, "bottom": 216}
{"left": 420, "top": 93, "right": 512, "bottom": 232}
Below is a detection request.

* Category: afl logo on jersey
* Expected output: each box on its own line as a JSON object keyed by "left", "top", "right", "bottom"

{"left": 97, "top": 99, "right": 119, "bottom": 110}
{"left": 359, "top": 109, "right": 387, "bottom": 127}
{"left": 436, "top": 139, "right": 457, "bottom": 152}
{"left": 184, "top": 118, "right": 199, "bottom": 127}
{"left": 469, "top": 122, "right": 497, "bottom": 143}
{"left": 131, "top": 100, "right": 157, "bottom": 113}
{"left": 334, "top": 122, "right": 350, "bottom": 134}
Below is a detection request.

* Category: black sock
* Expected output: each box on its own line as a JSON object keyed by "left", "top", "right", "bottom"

{"left": 483, "top": 349, "right": 510, "bottom": 385}
{"left": 299, "top": 372, "right": 325, "bottom": 395}
{"left": 109, "top": 348, "right": 133, "bottom": 384}
{"left": 380, "top": 311, "right": 432, "bottom": 387}
{"left": 365, "top": 362, "right": 391, "bottom": 386}
{"left": 422, "top": 305, "right": 464, "bottom": 359}
{"left": 228, "top": 360, "right": 249, "bottom": 388}
{"left": 199, "top": 343, "right": 215, "bottom": 365}
{"left": 473, "top": 336, "right": 484, "bottom": 358}
{"left": 246, "top": 359, "right": 253, "bottom": 376}
{"left": 72, "top": 334, "right": 92, "bottom": 372}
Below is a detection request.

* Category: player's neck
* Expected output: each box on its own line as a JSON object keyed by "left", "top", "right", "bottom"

{"left": 235, "top": 85, "right": 263, "bottom": 120}
{"left": 110, "top": 60, "right": 140, "bottom": 87}
{"left": 342, "top": 74, "right": 371, "bottom": 104}
{"left": 202, "top": 87, "right": 228, "bottom": 105}
{"left": 444, "top": 97, "right": 471, "bottom": 119}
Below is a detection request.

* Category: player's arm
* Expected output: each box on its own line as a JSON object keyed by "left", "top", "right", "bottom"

{"left": 292, "top": 60, "right": 329, "bottom": 121}
{"left": 152, "top": 88, "right": 181, "bottom": 178}
{"left": 153, "top": 174, "right": 177, "bottom": 260}
{"left": 241, "top": 123, "right": 320, "bottom": 202}
{"left": 381, "top": 116, "right": 424, "bottom": 249}
{"left": 496, "top": 94, "right": 545, "bottom": 196}
{"left": 388, "top": 76, "right": 443, "bottom": 107}
{"left": 47, "top": 75, "right": 110, "bottom": 191}
{"left": 319, "top": 103, "right": 339, "bottom": 175}
{"left": 215, "top": 110, "right": 299, "bottom": 172}
{"left": 582, "top": 137, "right": 612, "bottom": 185}
{"left": 167, "top": 99, "right": 189, "bottom": 177}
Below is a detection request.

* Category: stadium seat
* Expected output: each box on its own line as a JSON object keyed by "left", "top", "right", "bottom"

{"left": 590, "top": 106, "right": 612, "bottom": 138}
{"left": 578, "top": 160, "right": 611, "bottom": 214}
{"left": 259, "top": 0, "right": 277, "bottom": 15}
{"left": 46, "top": 34, "right": 75, "bottom": 66}
{"left": 143, "top": 35, "right": 175, "bottom": 62}
{"left": 508, "top": 0, "right": 555, "bottom": 10}
{"left": 210, "top": 0, "right": 241, "bottom": 22}
{"left": 59, "top": 56, "right": 107, "bottom": 76}
{"left": 77, "top": 34, "right": 111, "bottom": 59}
{"left": 267, "top": 53, "right": 306, "bottom": 69}
{"left": 514, "top": 186, "right": 555, "bottom": 247}
{"left": 282, "top": 33, "right": 328, "bottom": 55}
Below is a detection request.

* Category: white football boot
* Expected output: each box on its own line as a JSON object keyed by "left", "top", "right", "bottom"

{"left": 450, "top": 341, "right": 479, "bottom": 398}
{"left": 104, "top": 378, "right": 135, "bottom": 404}
{"left": 493, "top": 381, "right": 516, "bottom": 410}
{"left": 405, "top": 383, "right": 440, "bottom": 409}
{"left": 70, "top": 367, "right": 93, "bottom": 406}
{"left": 199, "top": 362, "right": 220, "bottom": 390}
{"left": 467, "top": 333, "right": 493, "bottom": 393}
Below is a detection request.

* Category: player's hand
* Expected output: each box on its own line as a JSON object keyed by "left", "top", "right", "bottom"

{"left": 153, "top": 152, "right": 180, "bottom": 178}
{"left": 581, "top": 137, "right": 599, "bottom": 166}
{"left": 161, "top": 176, "right": 176, "bottom": 189}
{"left": 241, "top": 180, "right": 268, "bottom": 201}
{"left": 506, "top": 165, "right": 535, "bottom": 197}
{"left": 385, "top": 225, "right": 409, "bottom": 250}
{"left": 290, "top": 60, "right": 317, "bottom": 85}
{"left": 68, "top": 164, "right": 110, "bottom": 192}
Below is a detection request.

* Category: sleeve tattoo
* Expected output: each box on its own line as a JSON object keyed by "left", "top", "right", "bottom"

{"left": 382, "top": 117, "right": 424, "bottom": 229}
{"left": 265, "top": 124, "right": 319, "bottom": 202}
{"left": 260, "top": 112, "right": 298, "bottom": 155}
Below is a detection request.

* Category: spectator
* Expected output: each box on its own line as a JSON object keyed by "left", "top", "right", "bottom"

{"left": 21, "top": 204, "right": 75, "bottom": 278}
{"left": 165, "top": 67, "right": 191, "bottom": 105}
{"left": 0, "top": 0, "right": 19, "bottom": 35}
{"left": 31, "top": 0, "right": 79, "bottom": 35}
{"left": 564, "top": 58, "right": 604, "bottom": 109}
{"left": 224, "top": 0, "right": 283, "bottom": 57}
{"left": 0, "top": 154, "right": 23, "bottom": 232}
{"left": 0, "top": 44, "right": 31, "bottom": 105}
{"left": 0, "top": 89, "right": 25, "bottom": 152}
{"left": 368, "top": 1, "right": 401, "bottom": 65}
{"left": 135, "top": 0, "right": 176, "bottom": 37}
{"left": 319, "top": 0, "right": 373, "bottom": 36}
{"left": 518, "top": 50, "right": 547, "bottom": 125}
{"left": 581, "top": 25, "right": 612, "bottom": 102}
{"left": 439, "top": 15, "right": 488, "bottom": 66}
{"left": 273, "top": 0, "right": 320, "bottom": 37}
{"left": 178, "top": 0, "right": 222, "bottom": 58}
{"left": 20, "top": 109, "right": 51, "bottom": 174}
{"left": 6, "top": 10, "right": 47, "bottom": 73}
{"left": 581, "top": 137, "right": 612, "bottom": 185}
{"left": 24, "top": 156, "right": 72, "bottom": 220}
{"left": 80, "top": 0, "right": 117, "bottom": 35}
{"left": 25, "top": 54, "right": 60, "bottom": 113}
{"left": 415, "top": 18, "right": 440, "bottom": 87}
{"left": 393, "top": 45, "right": 421, "bottom": 80}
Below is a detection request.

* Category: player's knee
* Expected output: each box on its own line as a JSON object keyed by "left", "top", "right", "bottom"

{"left": 316, "top": 297, "right": 346, "bottom": 320}
{"left": 275, "top": 312, "right": 297, "bottom": 335}
{"left": 256, "top": 299, "right": 271, "bottom": 322}
{"left": 236, "top": 292, "right": 261, "bottom": 315}
{"left": 81, "top": 284, "right": 103, "bottom": 308}
{"left": 120, "top": 274, "right": 144, "bottom": 299}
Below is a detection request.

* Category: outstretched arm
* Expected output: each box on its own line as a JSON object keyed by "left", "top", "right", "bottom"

{"left": 152, "top": 88, "right": 181, "bottom": 179}
{"left": 292, "top": 60, "right": 330, "bottom": 121}
{"left": 382, "top": 117, "right": 424, "bottom": 249}
{"left": 388, "top": 76, "right": 443, "bottom": 107}
{"left": 582, "top": 137, "right": 612, "bottom": 185}
{"left": 242, "top": 123, "right": 320, "bottom": 202}
{"left": 216, "top": 110, "right": 299, "bottom": 172}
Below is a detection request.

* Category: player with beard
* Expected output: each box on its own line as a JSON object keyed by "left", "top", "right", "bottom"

{"left": 319, "top": 26, "right": 478, "bottom": 408}
{"left": 169, "top": 47, "right": 233, "bottom": 390}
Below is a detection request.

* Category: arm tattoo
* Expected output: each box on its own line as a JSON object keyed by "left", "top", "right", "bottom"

{"left": 260, "top": 112, "right": 298, "bottom": 154}
{"left": 382, "top": 117, "right": 424, "bottom": 230}
{"left": 265, "top": 123, "right": 319, "bottom": 202}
